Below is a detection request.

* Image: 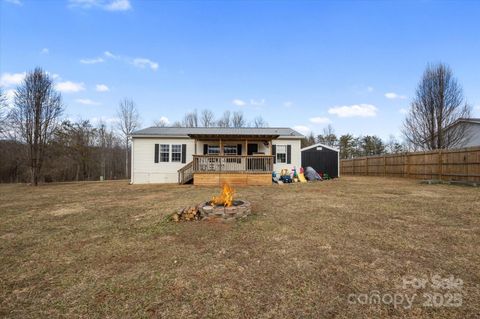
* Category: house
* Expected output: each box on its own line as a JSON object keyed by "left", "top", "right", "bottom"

{"left": 130, "top": 127, "right": 304, "bottom": 185}
{"left": 301, "top": 143, "right": 340, "bottom": 178}
{"left": 449, "top": 118, "right": 480, "bottom": 148}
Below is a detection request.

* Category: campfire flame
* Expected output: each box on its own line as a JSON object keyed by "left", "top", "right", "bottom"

{"left": 211, "top": 184, "right": 235, "bottom": 207}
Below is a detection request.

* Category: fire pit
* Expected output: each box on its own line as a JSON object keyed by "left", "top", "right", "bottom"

{"left": 199, "top": 184, "right": 251, "bottom": 221}
{"left": 199, "top": 199, "right": 251, "bottom": 221}
{"left": 172, "top": 184, "right": 251, "bottom": 222}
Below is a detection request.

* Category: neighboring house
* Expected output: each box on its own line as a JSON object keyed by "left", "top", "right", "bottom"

{"left": 449, "top": 118, "right": 480, "bottom": 148}
{"left": 130, "top": 127, "right": 304, "bottom": 185}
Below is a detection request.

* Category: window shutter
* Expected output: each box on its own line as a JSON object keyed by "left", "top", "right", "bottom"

{"left": 154, "top": 144, "right": 159, "bottom": 163}
{"left": 203, "top": 144, "right": 208, "bottom": 155}
{"left": 272, "top": 145, "right": 276, "bottom": 164}
{"left": 237, "top": 144, "right": 242, "bottom": 156}
{"left": 181, "top": 144, "right": 186, "bottom": 163}
{"left": 287, "top": 145, "right": 291, "bottom": 164}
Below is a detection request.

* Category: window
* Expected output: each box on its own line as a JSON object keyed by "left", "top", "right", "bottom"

{"left": 160, "top": 144, "right": 169, "bottom": 162}
{"left": 276, "top": 145, "right": 287, "bottom": 163}
{"left": 171, "top": 144, "right": 182, "bottom": 162}
{"left": 207, "top": 145, "right": 220, "bottom": 154}
{"left": 224, "top": 145, "right": 237, "bottom": 155}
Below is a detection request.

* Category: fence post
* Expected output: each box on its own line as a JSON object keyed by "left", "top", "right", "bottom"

{"left": 365, "top": 157, "right": 369, "bottom": 176}
{"left": 438, "top": 150, "right": 443, "bottom": 181}
{"left": 405, "top": 153, "right": 410, "bottom": 178}
{"left": 383, "top": 155, "right": 387, "bottom": 176}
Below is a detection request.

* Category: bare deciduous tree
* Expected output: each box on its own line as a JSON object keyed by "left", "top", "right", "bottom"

{"left": 200, "top": 109, "right": 215, "bottom": 127}
{"left": 182, "top": 109, "right": 198, "bottom": 127}
{"left": 117, "top": 98, "right": 140, "bottom": 179}
{"left": 153, "top": 118, "right": 169, "bottom": 127}
{"left": 231, "top": 111, "right": 246, "bottom": 128}
{"left": 317, "top": 124, "right": 338, "bottom": 147}
{"left": 253, "top": 116, "right": 268, "bottom": 128}
{"left": 0, "top": 88, "right": 9, "bottom": 136}
{"left": 403, "top": 63, "right": 472, "bottom": 150}
{"left": 10, "top": 68, "right": 63, "bottom": 185}
{"left": 217, "top": 111, "right": 231, "bottom": 127}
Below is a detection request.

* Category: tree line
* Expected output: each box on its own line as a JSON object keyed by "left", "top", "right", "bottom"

{"left": 301, "top": 124, "right": 405, "bottom": 159}
{"left": 158, "top": 109, "right": 268, "bottom": 128}
{"left": 0, "top": 62, "right": 473, "bottom": 184}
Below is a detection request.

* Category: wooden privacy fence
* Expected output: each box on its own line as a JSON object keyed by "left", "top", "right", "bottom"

{"left": 340, "top": 146, "right": 480, "bottom": 182}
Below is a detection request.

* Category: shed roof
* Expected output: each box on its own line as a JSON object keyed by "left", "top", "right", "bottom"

{"left": 301, "top": 143, "right": 339, "bottom": 153}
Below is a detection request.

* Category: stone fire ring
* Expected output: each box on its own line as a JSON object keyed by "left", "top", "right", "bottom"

{"left": 199, "top": 200, "right": 251, "bottom": 221}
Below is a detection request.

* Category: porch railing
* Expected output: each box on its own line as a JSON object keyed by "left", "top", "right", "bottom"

{"left": 177, "top": 161, "right": 194, "bottom": 184}
{"left": 192, "top": 155, "right": 274, "bottom": 174}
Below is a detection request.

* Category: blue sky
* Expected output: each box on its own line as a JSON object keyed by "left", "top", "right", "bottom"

{"left": 1, "top": 0, "right": 479, "bottom": 139}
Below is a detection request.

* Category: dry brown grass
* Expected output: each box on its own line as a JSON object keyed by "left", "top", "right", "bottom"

{"left": 1, "top": 177, "right": 479, "bottom": 318}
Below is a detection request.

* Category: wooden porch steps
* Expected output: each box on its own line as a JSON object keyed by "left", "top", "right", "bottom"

{"left": 177, "top": 161, "right": 194, "bottom": 184}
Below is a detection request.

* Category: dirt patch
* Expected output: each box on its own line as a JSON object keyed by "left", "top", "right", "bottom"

{"left": 49, "top": 204, "right": 85, "bottom": 216}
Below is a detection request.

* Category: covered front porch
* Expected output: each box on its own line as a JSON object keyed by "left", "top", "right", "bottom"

{"left": 178, "top": 133, "right": 278, "bottom": 186}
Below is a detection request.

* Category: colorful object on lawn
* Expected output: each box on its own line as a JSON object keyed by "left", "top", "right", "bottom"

{"left": 298, "top": 173, "right": 307, "bottom": 183}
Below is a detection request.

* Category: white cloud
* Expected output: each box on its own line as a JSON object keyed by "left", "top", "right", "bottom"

{"left": 156, "top": 116, "right": 170, "bottom": 125}
{"left": 56, "top": 81, "right": 85, "bottom": 93}
{"left": 5, "top": 0, "right": 22, "bottom": 5}
{"left": 105, "top": 0, "right": 131, "bottom": 11}
{"left": 231, "top": 98, "right": 266, "bottom": 107}
{"left": 40, "top": 48, "right": 49, "bottom": 54}
{"left": 104, "top": 51, "right": 118, "bottom": 59}
{"left": 232, "top": 99, "right": 247, "bottom": 107}
{"left": 132, "top": 58, "right": 158, "bottom": 70}
{"left": 80, "top": 57, "right": 104, "bottom": 64}
{"left": 75, "top": 98, "right": 101, "bottom": 105}
{"left": 250, "top": 99, "right": 265, "bottom": 106}
{"left": 385, "top": 92, "right": 407, "bottom": 100}
{"left": 101, "top": 51, "right": 158, "bottom": 71}
{"left": 68, "top": 0, "right": 131, "bottom": 11}
{"left": 399, "top": 108, "right": 409, "bottom": 114}
{"left": 328, "top": 104, "right": 378, "bottom": 117}
{"left": 95, "top": 84, "right": 109, "bottom": 92}
{"left": 309, "top": 117, "right": 331, "bottom": 124}
{"left": 293, "top": 125, "right": 311, "bottom": 135}
{"left": 0, "top": 72, "right": 26, "bottom": 87}
{"left": 283, "top": 101, "right": 293, "bottom": 108}
{"left": 367, "top": 86, "right": 374, "bottom": 92}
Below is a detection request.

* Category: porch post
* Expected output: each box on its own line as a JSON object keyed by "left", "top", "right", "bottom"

{"left": 219, "top": 138, "right": 223, "bottom": 155}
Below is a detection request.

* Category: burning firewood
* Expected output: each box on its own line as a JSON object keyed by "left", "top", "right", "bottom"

{"left": 211, "top": 184, "right": 234, "bottom": 207}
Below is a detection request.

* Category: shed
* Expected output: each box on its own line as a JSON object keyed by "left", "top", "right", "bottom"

{"left": 301, "top": 143, "right": 340, "bottom": 178}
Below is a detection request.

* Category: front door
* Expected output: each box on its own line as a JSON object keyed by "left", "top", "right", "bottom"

{"left": 247, "top": 143, "right": 258, "bottom": 155}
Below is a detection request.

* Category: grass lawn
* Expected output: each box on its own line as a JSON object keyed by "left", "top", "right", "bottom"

{"left": 1, "top": 177, "right": 479, "bottom": 318}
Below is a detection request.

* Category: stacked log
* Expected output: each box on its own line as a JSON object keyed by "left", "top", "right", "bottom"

{"left": 171, "top": 206, "right": 201, "bottom": 222}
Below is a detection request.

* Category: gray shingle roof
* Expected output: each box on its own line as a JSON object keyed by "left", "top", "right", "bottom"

{"left": 131, "top": 127, "right": 304, "bottom": 138}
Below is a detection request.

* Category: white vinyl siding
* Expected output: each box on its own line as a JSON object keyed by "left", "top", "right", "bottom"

{"left": 272, "top": 139, "right": 301, "bottom": 175}
{"left": 131, "top": 138, "right": 194, "bottom": 184}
